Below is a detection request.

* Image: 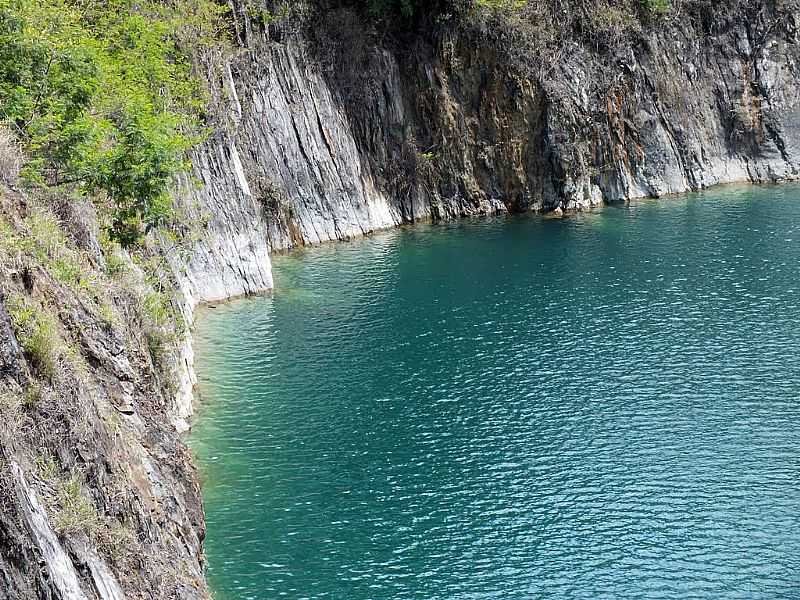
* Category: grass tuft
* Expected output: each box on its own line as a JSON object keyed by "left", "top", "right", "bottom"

{"left": 54, "top": 474, "right": 99, "bottom": 536}
{"left": 5, "top": 294, "right": 61, "bottom": 379}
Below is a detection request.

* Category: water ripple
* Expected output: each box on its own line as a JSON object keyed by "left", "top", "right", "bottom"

{"left": 192, "top": 185, "right": 800, "bottom": 600}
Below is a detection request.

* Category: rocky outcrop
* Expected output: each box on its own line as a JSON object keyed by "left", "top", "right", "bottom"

{"left": 174, "top": 3, "right": 799, "bottom": 278}
{"left": 0, "top": 192, "right": 207, "bottom": 599}
{"left": 334, "top": 6, "right": 798, "bottom": 212}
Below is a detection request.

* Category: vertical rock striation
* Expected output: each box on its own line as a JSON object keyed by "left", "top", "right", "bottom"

{"left": 168, "top": 3, "right": 798, "bottom": 428}
{"left": 174, "top": 4, "right": 800, "bottom": 288}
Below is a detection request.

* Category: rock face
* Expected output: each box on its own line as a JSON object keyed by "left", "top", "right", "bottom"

{"left": 172, "top": 3, "right": 799, "bottom": 307}
{"left": 0, "top": 193, "right": 207, "bottom": 599}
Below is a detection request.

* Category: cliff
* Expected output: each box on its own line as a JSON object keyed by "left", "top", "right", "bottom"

{"left": 0, "top": 1, "right": 798, "bottom": 598}
{"left": 172, "top": 1, "right": 799, "bottom": 363}
{"left": 175, "top": 0, "right": 799, "bottom": 265}
{"left": 0, "top": 190, "right": 207, "bottom": 599}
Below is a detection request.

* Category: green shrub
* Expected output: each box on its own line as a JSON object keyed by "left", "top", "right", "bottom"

{"left": 104, "top": 253, "right": 127, "bottom": 278}
{"left": 18, "top": 313, "right": 58, "bottom": 378}
{"left": 34, "top": 451, "right": 59, "bottom": 481}
{"left": 343, "top": 0, "right": 471, "bottom": 23}
{"left": 641, "top": 0, "right": 671, "bottom": 16}
{"left": 50, "top": 257, "right": 83, "bottom": 287}
{"left": 476, "top": 0, "right": 526, "bottom": 10}
{"left": 143, "top": 291, "right": 170, "bottom": 327}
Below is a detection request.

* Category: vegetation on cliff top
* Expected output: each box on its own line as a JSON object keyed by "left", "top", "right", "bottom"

{"left": 0, "top": 0, "right": 227, "bottom": 245}
{"left": 346, "top": 0, "right": 668, "bottom": 23}
{"left": 336, "top": 0, "right": 796, "bottom": 45}
{"left": 2, "top": 0, "right": 794, "bottom": 245}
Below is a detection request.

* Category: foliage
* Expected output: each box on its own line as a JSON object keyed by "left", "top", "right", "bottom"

{"left": 476, "top": 0, "right": 526, "bottom": 9}
{"left": 35, "top": 450, "right": 59, "bottom": 481}
{"left": 143, "top": 290, "right": 170, "bottom": 327}
{"left": 340, "top": 0, "right": 677, "bottom": 49}
{"left": 351, "top": 0, "right": 672, "bottom": 26}
{"left": 330, "top": 0, "right": 470, "bottom": 23}
{"left": 0, "top": 0, "right": 227, "bottom": 245}
{"left": 641, "top": 0, "right": 671, "bottom": 17}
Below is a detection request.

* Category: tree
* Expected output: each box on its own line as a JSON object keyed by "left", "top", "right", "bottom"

{"left": 0, "top": 0, "right": 225, "bottom": 245}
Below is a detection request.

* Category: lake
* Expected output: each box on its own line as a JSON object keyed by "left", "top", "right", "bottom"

{"left": 191, "top": 184, "right": 800, "bottom": 599}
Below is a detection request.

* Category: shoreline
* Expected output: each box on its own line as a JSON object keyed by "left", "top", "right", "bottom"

{"left": 179, "top": 177, "right": 800, "bottom": 434}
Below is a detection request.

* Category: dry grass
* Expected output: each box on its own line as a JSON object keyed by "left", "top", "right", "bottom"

{"left": 0, "top": 127, "right": 23, "bottom": 186}
{"left": 54, "top": 474, "right": 100, "bottom": 536}
{"left": 5, "top": 294, "right": 62, "bottom": 380}
{"left": 0, "top": 389, "right": 29, "bottom": 440}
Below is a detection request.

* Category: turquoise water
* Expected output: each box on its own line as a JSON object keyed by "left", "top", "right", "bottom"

{"left": 192, "top": 185, "right": 800, "bottom": 599}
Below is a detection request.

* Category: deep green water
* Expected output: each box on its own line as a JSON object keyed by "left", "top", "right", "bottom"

{"left": 191, "top": 185, "right": 800, "bottom": 600}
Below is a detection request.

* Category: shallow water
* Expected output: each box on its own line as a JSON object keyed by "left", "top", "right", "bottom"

{"left": 192, "top": 185, "right": 800, "bottom": 599}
